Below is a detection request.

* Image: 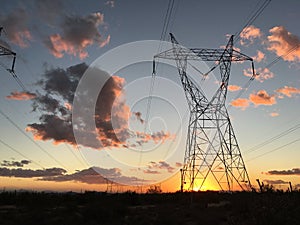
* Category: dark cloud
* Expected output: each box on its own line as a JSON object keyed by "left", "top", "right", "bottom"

{"left": 146, "top": 161, "right": 175, "bottom": 174}
{"left": 263, "top": 179, "right": 289, "bottom": 185}
{"left": 133, "top": 112, "right": 144, "bottom": 124}
{"left": 40, "top": 167, "right": 145, "bottom": 185}
{"left": 175, "top": 162, "right": 182, "bottom": 167}
{"left": 0, "top": 167, "right": 66, "bottom": 178}
{"left": 26, "top": 63, "right": 175, "bottom": 150}
{"left": 0, "top": 8, "right": 32, "bottom": 47}
{"left": 1, "top": 160, "right": 31, "bottom": 168}
{"left": 135, "top": 131, "right": 174, "bottom": 146}
{"left": 26, "top": 63, "right": 129, "bottom": 149}
{"left": 295, "top": 184, "right": 300, "bottom": 189}
{"left": 143, "top": 169, "right": 161, "bottom": 174}
{"left": 34, "top": 0, "right": 64, "bottom": 24}
{"left": 27, "top": 114, "right": 75, "bottom": 145}
{"left": 44, "top": 12, "right": 110, "bottom": 59}
{"left": 266, "top": 168, "right": 300, "bottom": 176}
{"left": 105, "top": 0, "right": 115, "bottom": 8}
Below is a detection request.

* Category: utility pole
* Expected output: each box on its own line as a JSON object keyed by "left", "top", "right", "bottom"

{"left": 154, "top": 33, "right": 254, "bottom": 191}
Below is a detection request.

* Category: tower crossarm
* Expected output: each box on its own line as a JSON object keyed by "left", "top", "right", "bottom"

{"left": 0, "top": 28, "right": 16, "bottom": 72}
{"left": 191, "top": 49, "right": 253, "bottom": 62}
{"left": 154, "top": 48, "right": 252, "bottom": 62}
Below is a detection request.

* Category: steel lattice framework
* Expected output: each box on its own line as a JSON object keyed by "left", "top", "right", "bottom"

{"left": 154, "top": 34, "right": 254, "bottom": 191}
{"left": 0, "top": 27, "right": 16, "bottom": 72}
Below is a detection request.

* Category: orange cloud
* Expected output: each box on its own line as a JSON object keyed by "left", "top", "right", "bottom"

{"left": 99, "top": 35, "right": 111, "bottom": 48}
{"left": 249, "top": 90, "right": 276, "bottom": 106}
{"left": 253, "top": 50, "right": 265, "bottom": 62}
{"left": 135, "top": 131, "right": 175, "bottom": 146}
{"left": 244, "top": 67, "right": 274, "bottom": 82}
{"left": 230, "top": 98, "right": 250, "bottom": 110}
{"left": 45, "top": 12, "right": 110, "bottom": 59}
{"left": 6, "top": 91, "right": 37, "bottom": 100}
{"left": 270, "top": 112, "right": 279, "bottom": 117}
{"left": 276, "top": 86, "right": 300, "bottom": 98}
{"left": 267, "top": 26, "right": 300, "bottom": 62}
{"left": 228, "top": 85, "right": 242, "bottom": 92}
{"left": 240, "top": 25, "right": 262, "bottom": 45}
{"left": 48, "top": 34, "right": 92, "bottom": 59}
{"left": 0, "top": 9, "right": 32, "bottom": 48}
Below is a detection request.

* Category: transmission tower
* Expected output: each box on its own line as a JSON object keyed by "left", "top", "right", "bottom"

{"left": 154, "top": 34, "right": 254, "bottom": 191}
{"left": 0, "top": 27, "right": 16, "bottom": 72}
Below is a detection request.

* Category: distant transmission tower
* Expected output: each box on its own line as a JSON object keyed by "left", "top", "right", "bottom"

{"left": 154, "top": 34, "right": 254, "bottom": 191}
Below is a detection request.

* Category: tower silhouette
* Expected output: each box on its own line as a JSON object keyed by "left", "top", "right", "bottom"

{"left": 154, "top": 34, "right": 254, "bottom": 191}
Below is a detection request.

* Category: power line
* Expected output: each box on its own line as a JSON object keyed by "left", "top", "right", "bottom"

{"left": 229, "top": 42, "right": 300, "bottom": 107}
{"left": 247, "top": 137, "right": 300, "bottom": 162}
{"left": 0, "top": 109, "right": 67, "bottom": 169}
{"left": 202, "top": 0, "right": 271, "bottom": 77}
{"left": 1, "top": 29, "right": 88, "bottom": 168}
{"left": 0, "top": 138, "right": 45, "bottom": 169}
{"left": 245, "top": 122, "right": 300, "bottom": 155}
{"left": 144, "top": 0, "right": 176, "bottom": 133}
{"left": 233, "top": 0, "right": 272, "bottom": 44}
{"left": 260, "top": 44, "right": 300, "bottom": 71}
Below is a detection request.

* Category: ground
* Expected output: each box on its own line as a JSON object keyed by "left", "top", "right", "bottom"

{"left": 0, "top": 190, "right": 299, "bottom": 225}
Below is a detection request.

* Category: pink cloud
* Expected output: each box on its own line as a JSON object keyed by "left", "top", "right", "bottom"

{"left": 228, "top": 85, "right": 242, "bottom": 92}
{"left": 6, "top": 91, "right": 37, "bottom": 100}
{"left": 240, "top": 25, "right": 262, "bottom": 45}
{"left": 230, "top": 98, "right": 250, "bottom": 110}
{"left": 243, "top": 67, "right": 274, "bottom": 82}
{"left": 0, "top": 9, "right": 32, "bottom": 48}
{"left": 276, "top": 86, "right": 300, "bottom": 98}
{"left": 253, "top": 50, "right": 265, "bottom": 62}
{"left": 270, "top": 112, "right": 279, "bottom": 117}
{"left": 267, "top": 26, "right": 300, "bottom": 62}
{"left": 249, "top": 90, "right": 276, "bottom": 106}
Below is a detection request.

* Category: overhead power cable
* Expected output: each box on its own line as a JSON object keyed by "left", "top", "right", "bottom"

{"left": 245, "top": 123, "right": 300, "bottom": 155}
{"left": 0, "top": 138, "right": 45, "bottom": 169}
{"left": 233, "top": 0, "right": 272, "bottom": 44}
{"left": 0, "top": 109, "right": 67, "bottom": 169}
{"left": 0, "top": 27, "right": 88, "bottom": 169}
{"left": 247, "top": 137, "right": 300, "bottom": 162}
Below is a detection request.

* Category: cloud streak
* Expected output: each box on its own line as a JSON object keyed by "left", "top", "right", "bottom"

{"left": 228, "top": 85, "right": 242, "bottom": 92}
{"left": 263, "top": 179, "right": 289, "bottom": 185}
{"left": 1, "top": 160, "right": 31, "bottom": 168}
{"left": 6, "top": 91, "right": 37, "bottom": 101}
{"left": 0, "top": 167, "right": 66, "bottom": 178}
{"left": 143, "top": 161, "right": 176, "bottom": 174}
{"left": 40, "top": 167, "right": 145, "bottom": 185}
{"left": 266, "top": 168, "right": 300, "bottom": 176}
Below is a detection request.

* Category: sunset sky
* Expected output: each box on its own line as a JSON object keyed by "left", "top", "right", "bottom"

{"left": 0, "top": 0, "right": 300, "bottom": 192}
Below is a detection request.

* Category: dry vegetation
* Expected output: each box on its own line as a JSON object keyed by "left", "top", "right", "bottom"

{"left": 0, "top": 190, "right": 299, "bottom": 225}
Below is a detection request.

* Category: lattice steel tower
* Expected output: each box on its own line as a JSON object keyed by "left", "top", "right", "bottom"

{"left": 154, "top": 34, "right": 254, "bottom": 191}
